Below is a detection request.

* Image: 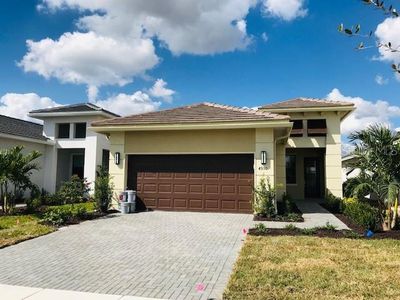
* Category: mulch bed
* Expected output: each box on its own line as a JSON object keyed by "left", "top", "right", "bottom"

{"left": 320, "top": 203, "right": 400, "bottom": 240}
{"left": 249, "top": 228, "right": 359, "bottom": 239}
{"left": 253, "top": 202, "right": 304, "bottom": 222}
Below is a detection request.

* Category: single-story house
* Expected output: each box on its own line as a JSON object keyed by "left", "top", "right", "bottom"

{"left": 90, "top": 98, "right": 355, "bottom": 213}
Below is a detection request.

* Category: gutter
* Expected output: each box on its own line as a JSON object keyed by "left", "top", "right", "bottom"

{"left": 0, "top": 133, "right": 55, "bottom": 145}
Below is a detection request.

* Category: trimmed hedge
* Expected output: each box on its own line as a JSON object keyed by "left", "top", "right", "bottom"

{"left": 40, "top": 202, "right": 96, "bottom": 226}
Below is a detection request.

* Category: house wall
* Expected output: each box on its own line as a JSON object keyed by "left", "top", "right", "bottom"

{"left": 0, "top": 137, "right": 47, "bottom": 195}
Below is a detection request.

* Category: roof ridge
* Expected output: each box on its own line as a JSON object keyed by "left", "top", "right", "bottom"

{"left": 0, "top": 114, "right": 43, "bottom": 126}
{"left": 203, "top": 102, "right": 288, "bottom": 119}
{"left": 261, "top": 97, "right": 354, "bottom": 108}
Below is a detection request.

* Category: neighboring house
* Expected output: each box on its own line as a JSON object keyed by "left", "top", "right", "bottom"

{"left": 342, "top": 155, "right": 360, "bottom": 183}
{"left": 91, "top": 98, "right": 355, "bottom": 213}
{"left": 28, "top": 103, "right": 119, "bottom": 192}
{"left": 0, "top": 103, "right": 119, "bottom": 194}
{"left": 0, "top": 115, "right": 53, "bottom": 192}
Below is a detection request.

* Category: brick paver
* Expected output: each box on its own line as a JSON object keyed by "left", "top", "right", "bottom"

{"left": 0, "top": 211, "right": 253, "bottom": 300}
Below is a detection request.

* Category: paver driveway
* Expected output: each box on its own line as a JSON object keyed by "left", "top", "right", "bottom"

{"left": 0, "top": 211, "right": 253, "bottom": 300}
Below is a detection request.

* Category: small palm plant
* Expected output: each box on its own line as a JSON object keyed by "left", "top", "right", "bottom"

{"left": 347, "top": 124, "right": 400, "bottom": 230}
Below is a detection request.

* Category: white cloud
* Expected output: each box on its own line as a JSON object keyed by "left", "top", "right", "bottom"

{"left": 40, "top": 0, "right": 256, "bottom": 56}
{"left": 261, "top": 32, "right": 269, "bottom": 42}
{"left": 326, "top": 88, "right": 400, "bottom": 136}
{"left": 262, "top": 0, "right": 307, "bottom": 21}
{"left": 375, "top": 74, "right": 388, "bottom": 85}
{"left": 148, "top": 79, "right": 175, "bottom": 103}
{"left": 0, "top": 93, "right": 60, "bottom": 123}
{"left": 19, "top": 31, "right": 159, "bottom": 99}
{"left": 94, "top": 91, "right": 160, "bottom": 117}
{"left": 342, "top": 143, "right": 355, "bottom": 157}
{"left": 375, "top": 17, "right": 400, "bottom": 80}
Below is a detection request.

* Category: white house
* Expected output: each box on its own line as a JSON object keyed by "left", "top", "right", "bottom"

{"left": 0, "top": 103, "right": 118, "bottom": 194}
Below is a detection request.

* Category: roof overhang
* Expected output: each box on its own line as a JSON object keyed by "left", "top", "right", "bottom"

{"left": 28, "top": 111, "right": 117, "bottom": 119}
{"left": 0, "top": 133, "right": 55, "bottom": 145}
{"left": 90, "top": 120, "right": 292, "bottom": 133}
{"left": 261, "top": 106, "right": 355, "bottom": 121}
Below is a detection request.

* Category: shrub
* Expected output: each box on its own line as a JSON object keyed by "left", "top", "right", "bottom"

{"left": 318, "top": 222, "right": 337, "bottom": 231}
{"left": 94, "top": 166, "right": 114, "bottom": 213}
{"left": 343, "top": 201, "right": 380, "bottom": 231}
{"left": 282, "top": 193, "right": 295, "bottom": 214}
{"left": 301, "top": 228, "right": 317, "bottom": 235}
{"left": 254, "top": 223, "right": 268, "bottom": 234}
{"left": 58, "top": 175, "right": 90, "bottom": 204}
{"left": 325, "top": 190, "right": 343, "bottom": 213}
{"left": 26, "top": 198, "right": 42, "bottom": 212}
{"left": 253, "top": 178, "right": 276, "bottom": 217}
{"left": 41, "top": 207, "right": 73, "bottom": 226}
{"left": 285, "top": 224, "right": 298, "bottom": 231}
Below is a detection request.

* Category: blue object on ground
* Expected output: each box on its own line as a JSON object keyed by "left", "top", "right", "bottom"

{"left": 365, "top": 230, "right": 374, "bottom": 238}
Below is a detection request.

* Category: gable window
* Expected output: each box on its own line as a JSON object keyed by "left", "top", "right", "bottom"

{"left": 307, "top": 119, "right": 327, "bottom": 137}
{"left": 290, "top": 120, "right": 304, "bottom": 137}
{"left": 74, "top": 123, "right": 87, "bottom": 138}
{"left": 286, "top": 155, "right": 297, "bottom": 184}
{"left": 57, "top": 123, "right": 70, "bottom": 139}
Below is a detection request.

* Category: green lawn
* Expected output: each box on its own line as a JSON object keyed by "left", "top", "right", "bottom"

{"left": 0, "top": 215, "right": 55, "bottom": 248}
{"left": 224, "top": 235, "right": 400, "bottom": 300}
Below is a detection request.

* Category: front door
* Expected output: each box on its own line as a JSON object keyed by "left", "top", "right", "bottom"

{"left": 304, "top": 157, "right": 321, "bottom": 198}
{"left": 71, "top": 154, "right": 85, "bottom": 179}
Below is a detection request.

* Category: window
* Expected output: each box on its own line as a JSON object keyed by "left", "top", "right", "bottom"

{"left": 102, "top": 149, "right": 110, "bottom": 173}
{"left": 307, "top": 119, "right": 327, "bottom": 137}
{"left": 286, "top": 155, "right": 296, "bottom": 184}
{"left": 74, "top": 123, "right": 87, "bottom": 138}
{"left": 290, "top": 120, "right": 304, "bottom": 137}
{"left": 57, "top": 123, "right": 70, "bottom": 139}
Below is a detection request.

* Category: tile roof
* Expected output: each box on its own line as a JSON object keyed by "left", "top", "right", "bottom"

{"left": 92, "top": 102, "right": 289, "bottom": 127}
{"left": 261, "top": 97, "right": 355, "bottom": 110}
{"left": 30, "top": 103, "right": 120, "bottom": 117}
{"left": 0, "top": 115, "right": 47, "bottom": 141}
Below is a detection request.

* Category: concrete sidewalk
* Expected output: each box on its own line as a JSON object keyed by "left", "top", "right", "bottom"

{"left": 253, "top": 201, "right": 349, "bottom": 230}
{"left": 0, "top": 284, "right": 165, "bottom": 300}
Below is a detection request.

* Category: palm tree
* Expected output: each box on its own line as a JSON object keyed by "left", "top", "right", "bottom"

{"left": 348, "top": 124, "right": 400, "bottom": 230}
{"left": 0, "top": 146, "right": 42, "bottom": 214}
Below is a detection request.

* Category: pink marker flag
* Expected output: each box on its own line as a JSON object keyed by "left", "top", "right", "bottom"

{"left": 195, "top": 283, "right": 205, "bottom": 293}
{"left": 242, "top": 228, "right": 248, "bottom": 235}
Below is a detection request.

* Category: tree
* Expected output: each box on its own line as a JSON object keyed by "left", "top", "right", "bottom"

{"left": 0, "top": 146, "right": 42, "bottom": 214}
{"left": 347, "top": 124, "right": 400, "bottom": 230}
{"left": 338, "top": 0, "right": 400, "bottom": 73}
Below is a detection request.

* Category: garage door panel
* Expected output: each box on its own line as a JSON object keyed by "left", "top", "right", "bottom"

{"left": 128, "top": 154, "right": 253, "bottom": 213}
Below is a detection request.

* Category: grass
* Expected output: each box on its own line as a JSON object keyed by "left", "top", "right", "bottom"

{"left": 0, "top": 202, "right": 97, "bottom": 248}
{"left": 224, "top": 235, "right": 400, "bottom": 300}
{"left": 0, "top": 215, "right": 55, "bottom": 248}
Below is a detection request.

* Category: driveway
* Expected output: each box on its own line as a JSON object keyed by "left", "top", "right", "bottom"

{"left": 0, "top": 211, "right": 253, "bottom": 300}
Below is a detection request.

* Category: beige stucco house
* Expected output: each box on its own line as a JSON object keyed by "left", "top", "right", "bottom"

{"left": 91, "top": 98, "right": 355, "bottom": 213}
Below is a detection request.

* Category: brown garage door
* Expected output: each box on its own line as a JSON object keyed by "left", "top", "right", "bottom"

{"left": 127, "top": 154, "right": 254, "bottom": 213}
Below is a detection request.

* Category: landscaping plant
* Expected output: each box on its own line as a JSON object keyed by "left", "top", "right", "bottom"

{"left": 0, "top": 146, "right": 42, "bottom": 214}
{"left": 346, "top": 124, "right": 400, "bottom": 230}
{"left": 94, "top": 166, "right": 114, "bottom": 213}
{"left": 252, "top": 178, "right": 276, "bottom": 217}
{"left": 58, "top": 175, "right": 90, "bottom": 204}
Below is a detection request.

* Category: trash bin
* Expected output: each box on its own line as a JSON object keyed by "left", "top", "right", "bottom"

{"left": 120, "top": 202, "right": 129, "bottom": 214}
{"left": 126, "top": 190, "right": 136, "bottom": 213}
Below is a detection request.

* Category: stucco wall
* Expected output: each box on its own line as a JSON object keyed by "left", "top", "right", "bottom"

{"left": 0, "top": 137, "right": 47, "bottom": 194}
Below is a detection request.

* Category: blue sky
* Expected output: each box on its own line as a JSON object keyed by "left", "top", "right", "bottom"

{"left": 0, "top": 0, "right": 399, "bottom": 135}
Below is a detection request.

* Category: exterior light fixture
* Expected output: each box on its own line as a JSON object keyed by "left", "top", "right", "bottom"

{"left": 261, "top": 151, "right": 267, "bottom": 165}
{"left": 115, "top": 152, "right": 120, "bottom": 165}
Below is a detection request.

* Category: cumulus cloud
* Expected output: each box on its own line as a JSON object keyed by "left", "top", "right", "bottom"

{"left": 375, "top": 74, "right": 388, "bottom": 85}
{"left": 94, "top": 91, "right": 160, "bottom": 117}
{"left": 0, "top": 93, "right": 60, "bottom": 123}
{"left": 326, "top": 88, "right": 400, "bottom": 136}
{"left": 148, "top": 79, "right": 175, "bottom": 103}
{"left": 39, "top": 0, "right": 256, "bottom": 55}
{"left": 262, "top": 0, "right": 307, "bottom": 21}
{"left": 19, "top": 31, "right": 159, "bottom": 99}
{"left": 375, "top": 17, "right": 400, "bottom": 79}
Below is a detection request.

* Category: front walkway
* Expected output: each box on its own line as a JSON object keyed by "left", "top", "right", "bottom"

{"left": 0, "top": 211, "right": 254, "bottom": 300}
{"left": 255, "top": 201, "right": 349, "bottom": 230}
